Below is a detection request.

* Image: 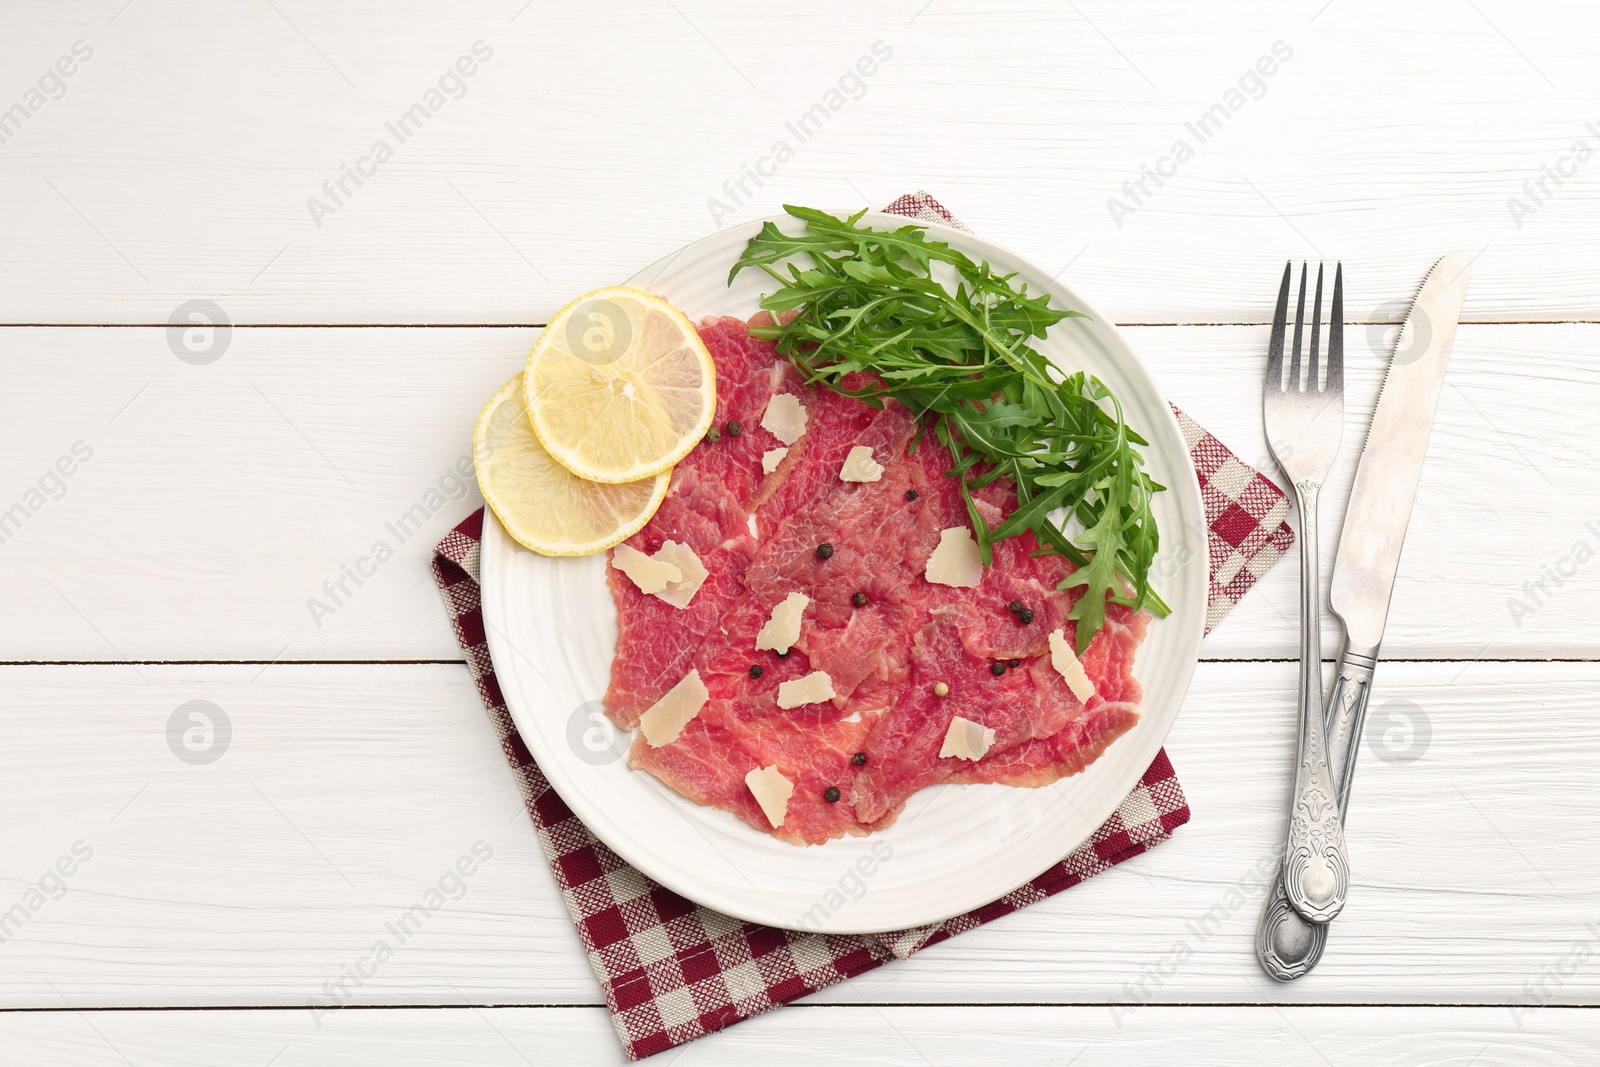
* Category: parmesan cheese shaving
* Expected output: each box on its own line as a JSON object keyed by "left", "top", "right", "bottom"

{"left": 924, "top": 526, "right": 983, "bottom": 588}
{"left": 760, "top": 393, "right": 808, "bottom": 445}
{"left": 776, "top": 670, "right": 836, "bottom": 709}
{"left": 838, "top": 444, "right": 884, "bottom": 483}
{"left": 611, "top": 543, "right": 681, "bottom": 594}
{"left": 638, "top": 669, "right": 709, "bottom": 747}
{"left": 755, "top": 591, "right": 809, "bottom": 654}
{"left": 1048, "top": 628, "right": 1097, "bottom": 702}
{"left": 761, "top": 446, "right": 788, "bottom": 474}
{"left": 651, "top": 540, "right": 707, "bottom": 609}
{"left": 939, "top": 715, "right": 995, "bottom": 761}
{"left": 612, "top": 540, "right": 705, "bottom": 608}
{"left": 744, "top": 765, "right": 794, "bottom": 828}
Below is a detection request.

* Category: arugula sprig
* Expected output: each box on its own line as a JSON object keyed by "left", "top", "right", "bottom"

{"left": 730, "top": 205, "right": 1168, "bottom": 653}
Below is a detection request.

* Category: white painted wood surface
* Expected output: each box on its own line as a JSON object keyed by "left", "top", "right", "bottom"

{"left": 1, "top": 1006, "right": 1593, "bottom": 1066}
{"left": 0, "top": 0, "right": 1597, "bottom": 325}
{"left": 3, "top": 0, "right": 1597, "bottom": 1061}
{"left": 3, "top": 662, "right": 1596, "bottom": 1007}
{"left": 1, "top": 324, "right": 1591, "bottom": 661}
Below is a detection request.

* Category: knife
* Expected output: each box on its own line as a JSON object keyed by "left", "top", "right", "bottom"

{"left": 1257, "top": 254, "right": 1472, "bottom": 980}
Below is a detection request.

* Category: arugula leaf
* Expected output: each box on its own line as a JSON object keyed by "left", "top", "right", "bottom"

{"left": 731, "top": 206, "right": 1167, "bottom": 653}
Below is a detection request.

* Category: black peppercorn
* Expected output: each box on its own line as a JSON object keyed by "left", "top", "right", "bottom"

{"left": 852, "top": 591, "right": 869, "bottom": 608}
{"left": 1008, "top": 658, "right": 1021, "bottom": 669}
{"left": 1017, "top": 608, "right": 1035, "bottom": 625}
{"left": 726, "top": 419, "right": 742, "bottom": 437}
{"left": 990, "top": 661, "right": 1007, "bottom": 676}
{"left": 816, "top": 543, "right": 834, "bottom": 559}
{"left": 704, "top": 426, "right": 720, "bottom": 443}
{"left": 1007, "top": 600, "right": 1024, "bottom": 615}
{"left": 823, "top": 786, "right": 841, "bottom": 803}
{"left": 749, "top": 665, "right": 763, "bottom": 679}
{"left": 905, "top": 489, "right": 919, "bottom": 501}
{"left": 851, "top": 751, "right": 867, "bottom": 766}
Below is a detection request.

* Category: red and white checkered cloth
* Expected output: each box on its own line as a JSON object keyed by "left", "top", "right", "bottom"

{"left": 431, "top": 193, "right": 1293, "bottom": 1059}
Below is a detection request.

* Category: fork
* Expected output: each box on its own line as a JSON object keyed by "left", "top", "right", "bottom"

{"left": 1262, "top": 261, "right": 1349, "bottom": 925}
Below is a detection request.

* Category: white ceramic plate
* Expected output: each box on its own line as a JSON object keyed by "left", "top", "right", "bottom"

{"left": 480, "top": 212, "right": 1206, "bottom": 934}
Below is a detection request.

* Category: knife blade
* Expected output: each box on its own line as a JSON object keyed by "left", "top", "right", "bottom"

{"left": 1329, "top": 254, "right": 1471, "bottom": 652}
{"left": 1256, "top": 255, "right": 1470, "bottom": 982}
{"left": 1325, "top": 253, "right": 1468, "bottom": 804}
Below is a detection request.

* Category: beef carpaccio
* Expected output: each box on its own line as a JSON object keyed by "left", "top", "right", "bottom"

{"left": 603, "top": 317, "right": 1149, "bottom": 845}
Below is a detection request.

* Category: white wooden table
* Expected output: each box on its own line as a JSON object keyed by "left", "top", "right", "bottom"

{"left": 2, "top": 2, "right": 1597, "bottom": 1062}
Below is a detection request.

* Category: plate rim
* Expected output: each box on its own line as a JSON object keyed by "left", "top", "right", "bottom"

{"left": 481, "top": 209, "right": 1206, "bottom": 933}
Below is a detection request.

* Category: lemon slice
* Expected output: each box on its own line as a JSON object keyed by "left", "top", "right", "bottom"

{"left": 474, "top": 375, "right": 669, "bottom": 556}
{"left": 524, "top": 286, "right": 716, "bottom": 483}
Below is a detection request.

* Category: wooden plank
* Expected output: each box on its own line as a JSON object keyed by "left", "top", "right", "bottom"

{"left": 0, "top": 1005, "right": 1595, "bottom": 1066}
{"left": 0, "top": 323, "right": 1589, "bottom": 660}
{"left": 1, "top": 660, "right": 1596, "bottom": 1008}
{"left": 0, "top": 0, "right": 1594, "bottom": 323}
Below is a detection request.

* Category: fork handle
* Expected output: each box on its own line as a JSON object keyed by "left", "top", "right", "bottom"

{"left": 1256, "top": 639, "right": 1377, "bottom": 979}
{"left": 1282, "top": 481, "right": 1350, "bottom": 924}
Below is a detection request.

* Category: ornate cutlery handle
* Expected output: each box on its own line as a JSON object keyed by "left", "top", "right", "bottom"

{"left": 1324, "top": 646, "right": 1377, "bottom": 806}
{"left": 1257, "top": 642, "right": 1377, "bottom": 979}
{"left": 1283, "top": 703, "right": 1349, "bottom": 922}
{"left": 1281, "top": 482, "right": 1349, "bottom": 925}
{"left": 1257, "top": 864, "right": 1327, "bottom": 980}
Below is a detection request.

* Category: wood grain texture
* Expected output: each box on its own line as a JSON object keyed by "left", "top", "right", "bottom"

{"left": 4, "top": 0, "right": 1598, "bottom": 1056}
{"left": 0, "top": 323, "right": 1590, "bottom": 660}
{"left": 1, "top": 660, "right": 1595, "bottom": 1008}
{"left": 0, "top": 1005, "right": 1592, "bottom": 1066}
{"left": 0, "top": 0, "right": 1596, "bottom": 323}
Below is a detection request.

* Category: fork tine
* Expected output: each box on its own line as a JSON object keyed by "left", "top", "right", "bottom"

{"left": 1267, "top": 261, "right": 1291, "bottom": 390}
{"left": 1288, "top": 263, "right": 1308, "bottom": 392}
{"left": 1327, "top": 262, "right": 1344, "bottom": 392}
{"left": 1308, "top": 262, "right": 1324, "bottom": 392}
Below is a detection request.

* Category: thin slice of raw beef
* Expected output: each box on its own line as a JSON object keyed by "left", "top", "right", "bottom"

{"left": 946, "top": 611, "right": 1147, "bottom": 788}
{"left": 608, "top": 318, "right": 1150, "bottom": 843}
{"left": 849, "top": 602, "right": 1073, "bottom": 827}
{"left": 603, "top": 317, "right": 806, "bottom": 727}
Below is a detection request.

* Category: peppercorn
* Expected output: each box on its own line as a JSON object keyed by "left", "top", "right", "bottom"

{"left": 816, "top": 543, "right": 834, "bottom": 559}
{"left": 749, "top": 665, "right": 763, "bottom": 679}
{"left": 852, "top": 591, "right": 869, "bottom": 608}
{"left": 851, "top": 751, "right": 867, "bottom": 766}
{"left": 905, "top": 489, "right": 919, "bottom": 501}
{"left": 1017, "top": 608, "right": 1035, "bottom": 625}
{"left": 1008, "top": 658, "right": 1021, "bottom": 669}
{"left": 933, "top": 682, "right": 949, "bottom": 697}
{"left": 823, "top": 786, "right": 841, "bottom": 803}
{"left": 726, "top": 419, "right": 742, "bottom": 437}
{"left": 1007, "top": 600, "right": 1024, "bottom": 615}
{"left": 704, "top": 426, "right": 721, "bottom": 443}
{"left": 990, "top": 662, "right": 1007, "bottom": 676}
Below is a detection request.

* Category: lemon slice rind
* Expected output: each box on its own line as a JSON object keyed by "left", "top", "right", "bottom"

{"left": 474, "top": 375, "right": 670, "bottom": 557}
{"left": 523, "top": 285, "right": 717, "bottom": 484}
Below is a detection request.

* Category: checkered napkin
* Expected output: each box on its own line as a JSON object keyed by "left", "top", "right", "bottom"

{"left": 431, "top": 194, "right": 1294, "bottom": 1060}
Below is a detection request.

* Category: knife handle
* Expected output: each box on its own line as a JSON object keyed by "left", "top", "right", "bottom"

{"left": 1325, "top": 642, "right": 1378, "bottom": 808}
{"left": 1256, "top": 863, "right": 1328, "bottom": 981}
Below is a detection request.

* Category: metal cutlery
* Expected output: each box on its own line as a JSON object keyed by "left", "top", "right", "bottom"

{"left": 1262, "top": 261, "right": 1350, "bottom": 926}
{"left": 1257, "top": 255, "right": 1473, "bottom": 980}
